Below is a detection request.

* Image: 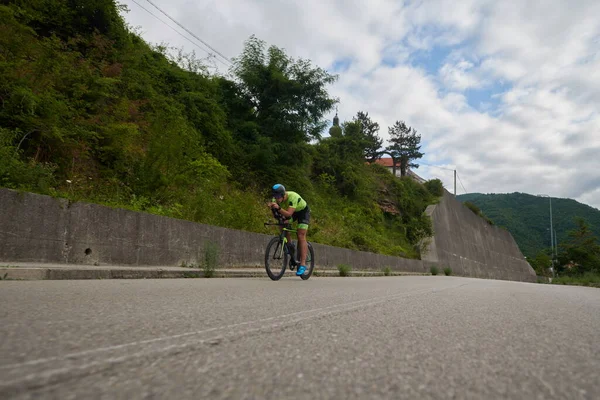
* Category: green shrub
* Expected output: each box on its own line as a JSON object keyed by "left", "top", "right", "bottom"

{"left": 338, "top": 264, "right": 351, "bottom": 277}
{"left": 463, "top": 201, "right": 494, "bottom": 225}
{"left": 464, "top": 201, "right": 481, "bottom": 215}
{"left": 430, "top": 266, "right": 439, "bottom": 275}
{"left": 202, "top": 241, "right": 219, "bottom": 278}
{"left": 443, "top": 267, "right": 452, "bottom": 276}
{"left": 0, "top": 129, "right": 57, "bottom": 193}
{"left": 424, "top": 179, "right": 444, "bottom": 197}
{"left": 383, "top": 266, "right": 391, "bottom": 276}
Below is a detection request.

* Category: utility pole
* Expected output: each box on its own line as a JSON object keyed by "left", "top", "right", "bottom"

{"left": 454, "top": 169, "right": 457, "bottom": 197}
{"left": 549, "top": 197, "right": 554, "bottom": 259}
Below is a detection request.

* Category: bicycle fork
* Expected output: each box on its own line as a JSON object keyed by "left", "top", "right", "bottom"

{"left": 280, "top": 238, "right": 298, "bottom": 270}
{"left": 272, "top": 237, "right": 298, "bottom": 271}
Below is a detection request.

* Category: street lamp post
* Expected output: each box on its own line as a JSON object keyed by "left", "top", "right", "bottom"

{"left": 537, "top": 194, "right": 555, "bottom": 277}
{"left": 554, "top": 229, "right": 558, "bottom": 259}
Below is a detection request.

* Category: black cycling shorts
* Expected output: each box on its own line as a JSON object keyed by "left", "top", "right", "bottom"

{"left": 292, "top": 205, "right": 310, "bottom": 229}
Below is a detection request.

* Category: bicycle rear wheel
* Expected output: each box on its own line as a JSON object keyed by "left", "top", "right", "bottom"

{"left": 300, "top": 242, "right": 315, "bottom": 280}
{"left": 265, "top": 237, "right": 288, "bottom": 281}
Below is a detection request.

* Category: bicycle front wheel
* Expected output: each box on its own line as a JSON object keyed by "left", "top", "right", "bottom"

{"left": 300, "top": 242, "right": 315, "bottom": 280}
{"left": 265, "top": 237, "right": 288, "bottom": 281}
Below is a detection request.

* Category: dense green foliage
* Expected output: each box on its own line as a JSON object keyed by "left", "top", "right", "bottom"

{"left": 0, "top": 0, "right": 441, "bottom": 258}
{"left": 555, "top": 218, "right": 600, "bottom": 275}
{"left": 423, "top": 179, "right": 443, "bottom": 198}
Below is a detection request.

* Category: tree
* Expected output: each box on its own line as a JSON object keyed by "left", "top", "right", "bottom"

{"left": 230, "top": 35, "right": 338, "bottom": 143}
{"left": 353, "top": 111, "right": 382, "bottom": 162}
{"left": 529, "top": 251, "right": 552, "bottom": 276}
{"left": 12, "top": 0, "right": 129, "bottom": 44}
{"left": 229, "top": 35, "right": 338, "bottom": 184}
{"left": 329, "top": 113, "right": 342, "bottom": 137}
{"left": 329, "top": 125, "right": 342, "bottom": 137}
{"left": 557, "top": 217, "right": 600, "bottom": 275}
{"left": 313, "top": 120, "right": 371, "bottom": 198}
{"left": 386, "top": 120, "right": 423, "bottom": 177}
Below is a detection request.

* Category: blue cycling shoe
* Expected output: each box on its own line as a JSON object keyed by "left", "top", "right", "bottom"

{"left": 296, "top": 265, "right": 307, "bottom": 276}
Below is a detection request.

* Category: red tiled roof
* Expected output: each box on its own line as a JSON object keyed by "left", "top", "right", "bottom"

{"left": 370, "top": 157, "right": 427, "bottom": 183}
{"left": 373, "top": 158, "right": 398, "bottom": 167}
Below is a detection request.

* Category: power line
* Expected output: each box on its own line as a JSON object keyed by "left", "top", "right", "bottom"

{"left": 456, "top": 172, "right": 468, "bottom": 194}
{"left": 129, "top": 0, "right": 219, "bottom": 70}
{"left": 129, "top": 0, "right": 228, "bottom": 70}
{"left": 418, "top": 161, "right": 469, "bottom": 194}
{"left": 419, "top": 161, "right": 456, "bottom": 172}
{"left": 143, "top": 0, "right": 233, "bottom": 67}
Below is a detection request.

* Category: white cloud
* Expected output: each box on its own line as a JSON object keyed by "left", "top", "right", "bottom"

{"left": 439, "top": 60, "right": 482, "bottom": 90}
{"left": 119, "top": 0, "right": 600, "bottom": 210}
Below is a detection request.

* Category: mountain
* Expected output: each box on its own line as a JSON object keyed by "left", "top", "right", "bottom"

{"left": 457, "top": 193, "right": 600, "bottom": 258}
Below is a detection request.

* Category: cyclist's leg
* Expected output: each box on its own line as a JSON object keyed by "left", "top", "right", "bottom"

{"left": 297, "top": 228, "right": 308, "bottom": 266}
{"left": 295, "top": 207, "right": 310, "bottom": 267}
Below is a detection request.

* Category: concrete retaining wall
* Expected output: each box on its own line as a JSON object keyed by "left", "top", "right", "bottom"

{"left": 421, "top": 190, "right": 536, "bottom": 282}
{"left": 0, "top": 188, "right": 536, "bottom": 281}
{"left": 0, "top": 189, "right": 425, "bottom": 273}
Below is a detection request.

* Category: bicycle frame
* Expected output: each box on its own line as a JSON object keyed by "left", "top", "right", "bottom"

{"left": 264, "top": 222, "right": 298, "bottom": 265}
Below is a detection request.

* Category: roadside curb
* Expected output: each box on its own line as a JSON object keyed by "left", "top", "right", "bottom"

{"left": 0, "top": 264, "right": 429, "bottom": 280}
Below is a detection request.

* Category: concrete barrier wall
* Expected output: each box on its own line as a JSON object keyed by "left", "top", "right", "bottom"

{"left": 0, "top": 189, "right": 425, "bottom": 273}
{"left": 0, "top": 188, "right": 536, "bottom": 281}
{"left": 421, "top": 190, "right": 536, "bottom": 282}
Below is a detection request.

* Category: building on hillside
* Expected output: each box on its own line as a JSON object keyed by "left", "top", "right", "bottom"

{"left": 328, "top": 109, "right": 342, "bottom": 137}
{"left": 372, "top": 157, "right": 427, "bottom": 183}
{"left": 327, "top": 112, "right": 426, "bottom": 184}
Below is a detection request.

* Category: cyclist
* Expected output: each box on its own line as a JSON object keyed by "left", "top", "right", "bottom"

{"left": 268, "top": 184, "right": 310, "bottom": 276}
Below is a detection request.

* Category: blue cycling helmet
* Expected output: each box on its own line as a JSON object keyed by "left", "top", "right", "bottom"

{"left": 272, "top": 184, "right": 285, "bottom": 198}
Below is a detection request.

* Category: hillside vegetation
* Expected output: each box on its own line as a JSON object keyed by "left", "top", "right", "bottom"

{"left": 0, "top": 0, "right": 443, "bottom": 258}
{"left": 458, "top": 192, "right": 600, "bottom": 259}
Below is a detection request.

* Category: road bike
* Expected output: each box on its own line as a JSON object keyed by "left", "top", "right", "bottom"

{"left": 263, "top": 217, "right": 315, "bottom": 281}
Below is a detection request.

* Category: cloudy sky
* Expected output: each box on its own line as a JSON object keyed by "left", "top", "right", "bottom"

{"left": 119, "top": 0, "right": 600, "bottom": 209}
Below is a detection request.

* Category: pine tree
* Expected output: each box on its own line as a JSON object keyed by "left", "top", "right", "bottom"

{"left": 353, "top": 111, "right": 382, "bottom": 162}
{"left": 386, "top": 121, "right": 423, "bottom": 177}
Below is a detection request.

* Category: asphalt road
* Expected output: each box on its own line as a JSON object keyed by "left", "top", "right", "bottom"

{"left": 1, "top": 276, "right": 599, "bottom": 399}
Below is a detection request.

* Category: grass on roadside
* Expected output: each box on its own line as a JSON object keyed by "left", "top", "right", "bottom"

{"left": 338, "top": 264, "right": 351, "bottom": 277}
{"left": 550, "top": 273, "right": 600, "bottom": 288}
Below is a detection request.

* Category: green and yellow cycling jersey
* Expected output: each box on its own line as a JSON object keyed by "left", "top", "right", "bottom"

{"left": 272, "top": 191, "right": 307, "bottom": 212}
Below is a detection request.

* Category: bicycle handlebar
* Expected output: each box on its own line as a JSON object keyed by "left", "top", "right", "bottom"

{"left": 269, "top": 207, "right": 289, "bottom": 225}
